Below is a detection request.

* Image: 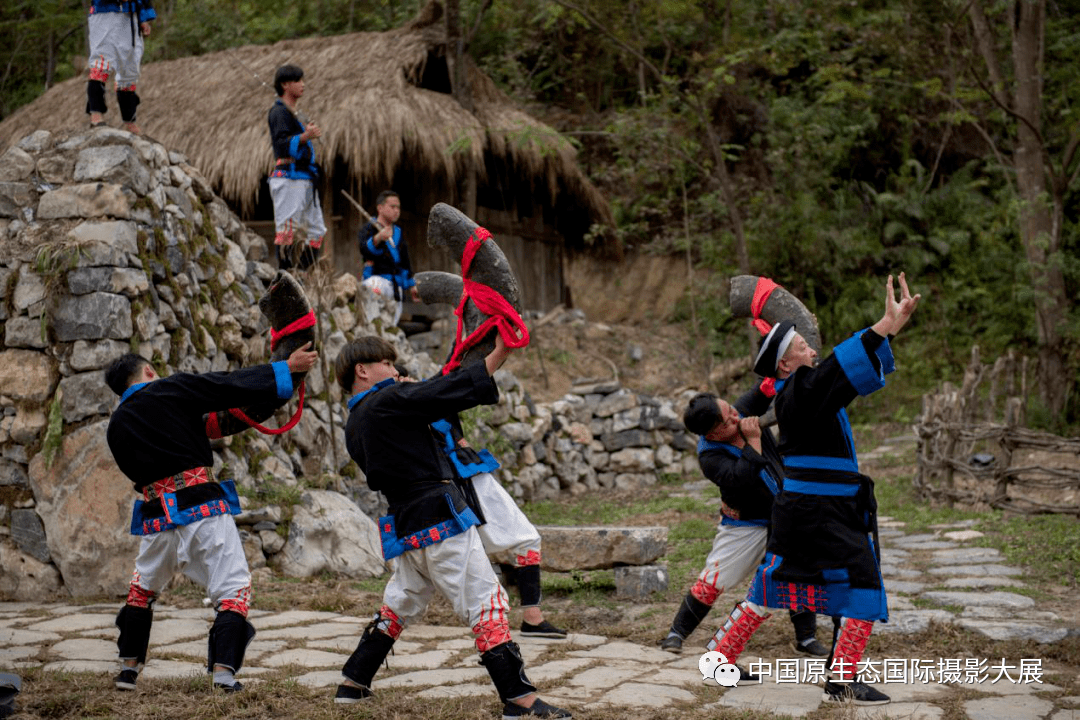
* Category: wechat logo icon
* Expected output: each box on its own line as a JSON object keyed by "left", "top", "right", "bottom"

{"left": 698, "top": 650, "right": 740, "bottom": 687}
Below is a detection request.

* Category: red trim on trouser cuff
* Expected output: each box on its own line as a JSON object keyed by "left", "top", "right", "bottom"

{"left": 89, "top": 56, "right": 110, "bottom": 82}
{"left": 690, "top": 578, "right": 721, "bottom": 606}
{"left": 218, "top": 586, "right": 252, "bottom": 618}
{"left": 473, "top": 620, "right": 512, "bottom": 653}
{"left": 126, "top": 574, "right": 156, "bottom": 609}
{"left": 706, "top": 601, "right": 769, "bottom": 664}
{"left": 831, "top": 617, "right": 873, "bottom": 680}
{"left": 275, "top": 222, "right": 294, "bottom": 246}
{"left": 515, "top": 549, "right": 541, "bottom": 567}
{"left": 473, "top": 590, "right": 511, "bottom": 652}
{"left": 309, "top": 237, "right": 323, "bottom": 249}
{"left": 117, "top": 83, "right": 136, "bottom": 92}
{"left": 377, "top": 605, "right": 404, "bottom": 639}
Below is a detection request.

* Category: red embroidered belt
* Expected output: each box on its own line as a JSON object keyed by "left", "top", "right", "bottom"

{"left": 142, "top": 466, "right": 214, "bottom": 502}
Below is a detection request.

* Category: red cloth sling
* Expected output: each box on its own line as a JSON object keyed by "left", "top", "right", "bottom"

{"left": 750, "top": 277, "right": 780, "bottom": 336}
{"left": 442, "top": 227, "right": 530, "bottom": 375}
{"left": 228, "top": 310, "right": 317, "bottom": 435}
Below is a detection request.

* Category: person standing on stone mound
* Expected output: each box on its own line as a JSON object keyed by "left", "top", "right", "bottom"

{"left": 268, "top": 64, "right": 325, "bottom": 271}
{"left": 705, "top": 272, "right": 920, "bottom": 707}
{"left": 331, "top": 335, "right": 571, "bottom": 719}
{"left": 658, "top": 387, "right": 829, "bottom": 662}
{"left": 103, "top": 343, "right": 317, "bottom": 693}
{"left": 86, "top": 0, "right": 156, "bottom": 134}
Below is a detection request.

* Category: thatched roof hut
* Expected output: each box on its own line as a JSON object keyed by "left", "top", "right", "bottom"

{"left": 0, "top": 1, "right": 614, "bottom": 310}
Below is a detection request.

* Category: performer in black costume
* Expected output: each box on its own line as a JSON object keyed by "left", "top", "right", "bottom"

{"left": 358, "top": 190, "right": 417, "bottom": 326}
{"left": 659, "top": 386, "right": 826, "bottom": 658}
{"left": 104, "top": 343, "right": 317, "bottom": 692}
{"left": 331, "top": 335, "right": 570, "bottom": 719}
{"left": 706, "top": 273, "right": 920, "bottom": 706}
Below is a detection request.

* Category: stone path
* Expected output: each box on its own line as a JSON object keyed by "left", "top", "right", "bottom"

{"left": 0, "top": 438, "right": 1076, "bottom": 718}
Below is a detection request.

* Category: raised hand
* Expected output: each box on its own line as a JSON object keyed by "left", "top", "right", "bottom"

{"left": 286, "top": 342, "right": 318, "bottom": 374}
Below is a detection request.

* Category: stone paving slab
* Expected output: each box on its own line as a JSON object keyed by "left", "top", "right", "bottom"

{"left": 42, "top": 659, "right": 115, "bottom": 673}
{"left": 965, "top": 695, "right": 1054, "bottom": 720}
{"left": 260, "top": 647, "right": 351, "bottom": 668}
{"left": 527, "top": 658, "right": 594, "bottom": 683}
{"left": 23, "top": 613, "right": 116, "bottom": 633}
{"left": 921, "top": 591, "right": 1035, "bottom": 609}
{"left": 139, "top": 659, "right": 205, "bottom": 680}
{"left": 253, "top": 610, "right": 345, "bottom": 628}
{"left": 377, "top": 666, "right": 489, "bottom": 688}
{"left": 956, "top": 620, "right": 1070, "bottom": 643}
{"left": 0, "top": 627, "right": 61, "bottom": 645}
{"left": 931, "top": 548, "right": 1003, "bottom": 564}
{"left": 927, "top": 564, "right": 1023, "bottom": 577}
{"left": 874, "top": 610, "right": 954, "bottom": 634}
{"left": 941, "top": 576, "right": 1026, "bottom": 589}
{"left": 588, "top": 681, "right": 697, "bottom": 709}
{"left": 566, "top": 640, "right": 681, "bottom": 664}
{"left": 1051, "top": 710, "right": 1080, "bottom": 720}
{"left": 417, "top": 682, "right": 492, "bottom": 698}
{"left": 48, "top": 637, "right": 115, "bottom": 660}
{"left": 709, "top": 681, "right": 823, "bottom": 718}
{"left": 258, "top": 621, "right": 358, "bottom": 640}
{"left": 943, "top": 530, "right": 984, "bottom": 541}
{"left": 293, "top": 669, "right": 343, "bottom": 688}
{"left": 854, "top": 702, "right": 944, "bottom": 720}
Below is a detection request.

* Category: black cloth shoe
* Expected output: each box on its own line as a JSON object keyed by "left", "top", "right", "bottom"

{"left": 793, "top": 638, "right": 830, "bottom": 657}
{"left": 823, "top": 680, "right": 890, "bottom": 705}
{"left": 213, "top": 680, "right": 243, "bottom": 693}
{"left": 502, "top": 697, "right": 572, "bottom": 719}
{"left": 519, "top": 620, "right": 567, "bottom": 639}
{"left": 334, "top": 683, "right": 373, "bottom": 704}
{"left": 659, "top": 635, "right": 683, "bottom": 653}
{"left": 113, "top": 668, "right": 138, "bottom": 691}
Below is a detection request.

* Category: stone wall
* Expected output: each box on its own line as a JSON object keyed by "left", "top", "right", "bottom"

{"left": 0, "top": 128, "right": 432, "bottom": 599}
{"left": 0, "top": 127, "right": 699, "bottom": 600}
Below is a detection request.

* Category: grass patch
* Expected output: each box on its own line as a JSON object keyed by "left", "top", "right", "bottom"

{"left": 973, "top": 513, "right": 1080, "bottom": 589}
{"left": 522, "top": 490, "right": 710, "bottom": 526}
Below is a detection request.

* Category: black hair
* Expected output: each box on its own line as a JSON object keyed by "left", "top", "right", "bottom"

{"left": 104, "top": 353, "right": 150, "bottom": 397}
{"left": 334, "top": 337, "right": 398, "bottom": 392}
{"left": 683, "top": 392, "right": 722, "bottom": 436}
{"left": 376, "top": 190, "right": 399, "bottom": 206}
{"left": 274, "top": 64, "right": 304, "bottom": 96}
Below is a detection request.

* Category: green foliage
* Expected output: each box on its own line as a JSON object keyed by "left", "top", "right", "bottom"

{"left": 41, "top": 393, "right": 64, "bottom": 469}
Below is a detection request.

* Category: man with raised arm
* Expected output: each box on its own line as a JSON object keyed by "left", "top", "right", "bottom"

{"left": 704, "top": 273, "right": 920, "bottom": 706}
{"left": 332, "top": 334, "right": 570, "bottom": 719}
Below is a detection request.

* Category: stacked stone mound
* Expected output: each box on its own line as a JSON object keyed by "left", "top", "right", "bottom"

{"left": 467, "top": 375, "right": 698, "bottom": 503}
{"left": 0, "top": 128, "right": 435, "bottom": 600}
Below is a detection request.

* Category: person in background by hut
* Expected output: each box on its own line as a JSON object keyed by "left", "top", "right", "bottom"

{"left": 659, "top": 388, "right": 828, "bottom": 660}
{"left": 705, "top": 273, "right": 920, "bottom": 706}
{"left": 358, "top": 190, "right": 418, "bottom": 326}
{"left": 86, "top": 0, "right": 155, "bottom": 133}
{"left": 268, "top": 64, "right": 325, "bottom": 272}
{"left": 103, "top": 343, "right": 318, "bottom": 694}
{"left": 332, "top": 336, "right": 571, "bottom": 719}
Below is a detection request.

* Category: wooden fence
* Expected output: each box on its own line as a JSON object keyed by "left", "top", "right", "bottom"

{"left": 914, "top": 346, "right": 1080, "bottom": 516}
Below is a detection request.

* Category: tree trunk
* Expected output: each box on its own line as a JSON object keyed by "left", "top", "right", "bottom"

{"left": 1010, "top": 0, "right": 1068, "bottom": 418}
{"left": 444, "top": 0, "right": 477, "bottom": 218}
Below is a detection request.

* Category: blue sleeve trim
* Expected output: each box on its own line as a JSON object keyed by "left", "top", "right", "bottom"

{"left": 271, "top": 361, "right": 293, "bottom": 399}
{"left": 288, "top": 134, "right": 302, "bottom": 159}
{"left": 854, "top": 328, "right": 895, "bottom": 376}
{"left": 834, "top": 330, "right": 886, "bottom": 396}
{"left": 139, "top": 7, "right": 156, "bottom": 21}
{"left": 365, "top": 238, "right": 384, "bottom": 255}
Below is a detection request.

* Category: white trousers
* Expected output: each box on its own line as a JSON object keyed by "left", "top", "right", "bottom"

{"left": 471, "top": 472, "right": 541, "bottom": 566}
{"left": 381, "top": 526, "right": 509, "bottom": 629}
{"left": 88, "top": 13, "right": 144, "bottom": 89}
{"left": 695, "top": 522, "right": 768, "bottom": 598}
{"left": 131, "top": 514, "right": 251, "bottom": 610}
{"left": 269, "top": 177, "right": 327, "bottom": 244}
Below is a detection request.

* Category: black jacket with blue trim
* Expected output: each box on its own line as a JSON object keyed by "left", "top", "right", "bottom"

{"left": 358, "top": 221, "right": 414, "bottom": 298}
{"left": 766, "top": 329, "right": 891, "bottom": 589}
{"left": 698, "top": 385, "right": 783, "bottom": 524}
{"left": 107, "top": 363, "right": 293, "bottom": 491}
{"left": 344, "top": 362, "right": 499, "bottom": 536}
{"left": 267, "top": 100, "right": 317, "bottom": 181}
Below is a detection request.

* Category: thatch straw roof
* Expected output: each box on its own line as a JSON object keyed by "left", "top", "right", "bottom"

{"left": 0, "top": 1, "right": 613, "bottom": 245}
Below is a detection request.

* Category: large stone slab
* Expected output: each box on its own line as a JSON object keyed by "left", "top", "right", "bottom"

{"left": 0, "top": 182, "right": 33, "bottom": 218}
{"left": 614, "top": 564, "right": 668, "bottom": 599}
{"left": 956, "top": 620, "right": 1069, "bottom": 644}
{"left": 70, "top": 339, "right": 129, "bottom": 371}
{"left": 52, "top": 291, "right": 132, "bottom": 341}
{"left": 4, "top": 316, "right": 47, "bottom": 349}
{"left": 58, "top": 371, "right": 117, "bottom": 423}
{"left": 0, "top": 147, "right": 35, "bottom": 182}
{"left": 853, "top": 702, "right": 944, "bottom": 719}
{"left": 873, "top": 610, "right": 954, "bottom": 635}
{"left": 260, "top": 648, "right": 349, "bottom": 668}
{"left": 67, "top": 219, "right": 138, "bottom": 264}
{"left": 537, "top": 526, "right": 666, "bottom": 571}
{"left": 376, "top": 666, "right": 488, "bottom": 688}
{"left": 0, "top": 539, "right": 62, "bottom": 601}
{"left": 24, "top": 612, "right": 116, "bottom": 633}
{"left": 27, "top": 420, "right": 140, "bottom": 596}
{"left": 276, "top": 490, "right": 384, "bottom": 579}
{"left": 48, "top": 637, "right": 115, "bottom": 660}
{"left": 0, "top": 350, "right": 57, "bottom": 404}
{"left": 941, "top": 576, "right": 1025, "bottom": 589}
{"left": 9, "top": 509, "right": 50, "bottom": 562}
{"left": 74, "top": 145, "right": 151, "bottom": 195}
{"left": 590, "top": 682, "right": 696, "bottom": 708}
{"left": 37, "top": 182, "right": 133, "bottom": 220}
{"left": 67, "top": 266, "right": 149, "bottom": 298}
